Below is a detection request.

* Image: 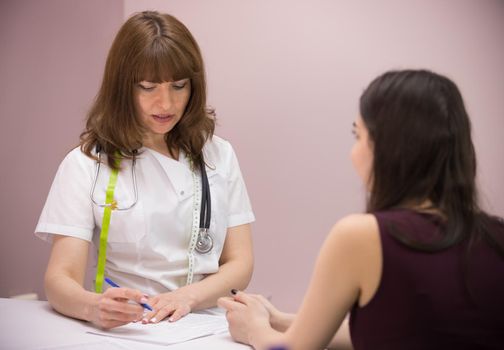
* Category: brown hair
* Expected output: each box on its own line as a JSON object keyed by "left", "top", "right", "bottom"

{"left": 80, "top": 11, "right": 215, "bottom": 169}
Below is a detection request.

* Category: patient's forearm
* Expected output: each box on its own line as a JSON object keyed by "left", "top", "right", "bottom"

{"left": 327, "top": 316, "right": 353, "bottom": 349}
{"left": 271, "top": 311, "right": 352, "bottom": 349}
{"left": 271, "top": 311, "right": 296, "bottom": 332}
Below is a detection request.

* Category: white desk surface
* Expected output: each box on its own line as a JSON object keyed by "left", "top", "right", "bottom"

{"left": 0, "top": 298, "right": 250, "bottom": 350}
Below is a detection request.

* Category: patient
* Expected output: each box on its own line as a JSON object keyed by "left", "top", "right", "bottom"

{"left": 218, "top": 69, "right": 504, "bottom": 349}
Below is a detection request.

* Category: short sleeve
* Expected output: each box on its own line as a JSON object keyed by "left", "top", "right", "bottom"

{"left": 35, "top": 148, "right": 95, "bottom": 242}
{"left": 224, "top": 143, "right": 255, "bottom": 228}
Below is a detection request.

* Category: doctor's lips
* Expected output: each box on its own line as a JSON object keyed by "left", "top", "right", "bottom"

{"left": 152, "top": 114, "right": 175, "bottom": 122}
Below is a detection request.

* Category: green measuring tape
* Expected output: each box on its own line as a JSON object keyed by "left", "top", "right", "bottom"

{"left": 94, "top": 158, "right": 121, "bottom": 293}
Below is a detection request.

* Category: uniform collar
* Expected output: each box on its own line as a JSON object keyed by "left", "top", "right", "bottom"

{"left": 143, "top": 147, "right": 194, "bottom": 201}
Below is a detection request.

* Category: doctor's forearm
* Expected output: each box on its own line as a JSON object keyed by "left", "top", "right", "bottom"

{"left": 180, "top": 258, "right": 253, "bottom": 310}
{"left": 45, "top": 273, "right": 99, "bottom": 322}
{"left": 180, "top": 224, "right": 254, "bottom": 310}
{"left": 44, "top": 235, "right": 99, "bottom": 323}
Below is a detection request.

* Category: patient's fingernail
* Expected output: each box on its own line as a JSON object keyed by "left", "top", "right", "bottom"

{"left": 140, "top": 297, "right": 148, "bottom": 304}
{"left": 231, "top": 289, "right": 238, "bottom": 295}
{"left": 151, "top": 317, "right": 157, "bottom": 323}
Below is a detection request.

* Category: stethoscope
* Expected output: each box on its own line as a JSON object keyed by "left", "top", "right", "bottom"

{"left": 90, "top": 144, "right": 213, "bottom": 254}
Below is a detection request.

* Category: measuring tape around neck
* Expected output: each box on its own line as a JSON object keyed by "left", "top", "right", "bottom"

{"left": 95, "top": 158, "right": 121, "bottom": 293}
{"left": 186, "top": 158, "right": 202, "bottom": 285}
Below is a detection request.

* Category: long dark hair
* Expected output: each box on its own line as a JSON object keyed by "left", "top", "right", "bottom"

{"left": 80, "top": 11, "right": 215, "bottom": 169}
{"left": 360, "top": 69, "right": 503, "bottom": 254}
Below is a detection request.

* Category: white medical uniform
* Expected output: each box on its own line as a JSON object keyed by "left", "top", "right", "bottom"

{"left": 35, "top": 136, "right": 255, "bottom": 296}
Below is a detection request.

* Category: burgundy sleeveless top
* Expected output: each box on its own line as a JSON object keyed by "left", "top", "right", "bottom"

{"left": 349, "top": 209, "right": 504, "bottom": 350}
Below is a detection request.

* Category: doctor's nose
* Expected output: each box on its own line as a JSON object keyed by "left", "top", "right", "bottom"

{"left": 156, "top": 84, "right": 174, "bottom": 111}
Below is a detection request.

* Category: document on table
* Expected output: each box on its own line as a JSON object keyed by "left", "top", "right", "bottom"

{"left": 87, "top": 313, "right": 229, "bottom": 346}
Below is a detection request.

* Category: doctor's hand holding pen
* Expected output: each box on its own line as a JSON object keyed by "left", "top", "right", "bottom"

{"left": 90, "top": 285, "right": 148, "bottom": 329}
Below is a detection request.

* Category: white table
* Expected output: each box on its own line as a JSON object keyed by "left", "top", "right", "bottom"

{"left": 0, "top": 298, "right": 250, "bottom": 350}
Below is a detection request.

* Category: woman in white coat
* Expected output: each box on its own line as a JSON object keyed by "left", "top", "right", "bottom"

{"left": 36, "top": 11, "right": 254, "bottom": 329}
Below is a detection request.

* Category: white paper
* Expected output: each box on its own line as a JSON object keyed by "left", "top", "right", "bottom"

{"left": 87, "top": 313, "right": 228, "bottom": 346}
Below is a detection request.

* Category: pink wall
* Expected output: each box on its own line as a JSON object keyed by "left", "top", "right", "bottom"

{"left": 0, "top": 0, "right": 124, "bottom": 298}
{"left": 1, "top": 0, "right": 503, "bottom": 314}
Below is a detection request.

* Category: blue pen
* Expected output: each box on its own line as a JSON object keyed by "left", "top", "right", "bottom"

{"left": 104, "top": 277, "right": 153, "bottom": 311}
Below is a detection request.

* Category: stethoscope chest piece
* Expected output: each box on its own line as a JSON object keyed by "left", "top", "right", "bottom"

{"left": 195, "top": 228, "right": 213, "bottom": 254}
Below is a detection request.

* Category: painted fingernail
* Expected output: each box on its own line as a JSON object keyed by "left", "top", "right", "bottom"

{"left": 140, "top": 297, "right": 148, "bottom": 304}
{"left": 231, "top": 289, "right": 238, "bottom": 295}
{"left": 151, "top": 317, "right": 157, "bottom": 323}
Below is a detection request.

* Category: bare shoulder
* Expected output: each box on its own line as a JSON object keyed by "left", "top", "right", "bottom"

{"left": 331, "top": 213, "right": 379, "bottom": 238}
{"left": 324, "top": 213, "right": 380, "bottom": 254}
{"left": 323, "top": 214, "right": 382, "bottom": 304}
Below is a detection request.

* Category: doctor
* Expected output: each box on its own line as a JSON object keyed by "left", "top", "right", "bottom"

{"left": 35, "top": 11, "right": 254, "bottom": 329}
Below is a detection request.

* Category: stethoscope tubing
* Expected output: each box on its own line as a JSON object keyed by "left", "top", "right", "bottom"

{"left": 199, "top": 157, "right": 211, "bottom": 230}
{"left": 90, "top": 146, "right": 212, "bottom": 234}
{"left": 90, "top": 151, "right": 138, "bottom": 211}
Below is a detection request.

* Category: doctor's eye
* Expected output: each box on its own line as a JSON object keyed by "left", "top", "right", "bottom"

{"left": 137, "top": 82, "right": 156, "bottom": 91}
{"left": 171, "top": 79, "right": 189, "bottom": 90}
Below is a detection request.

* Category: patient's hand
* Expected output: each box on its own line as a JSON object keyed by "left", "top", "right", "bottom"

{"left": 249, "top": 294, "right": 294, "bottom": 332}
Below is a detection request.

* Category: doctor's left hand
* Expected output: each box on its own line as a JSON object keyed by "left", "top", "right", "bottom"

{"left": 142, "top": 288, "right": 197, "bottom": 323}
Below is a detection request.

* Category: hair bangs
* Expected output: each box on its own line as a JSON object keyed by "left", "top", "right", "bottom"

{"left": 134, "top": 37, "right": 194, "bottom": 83}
